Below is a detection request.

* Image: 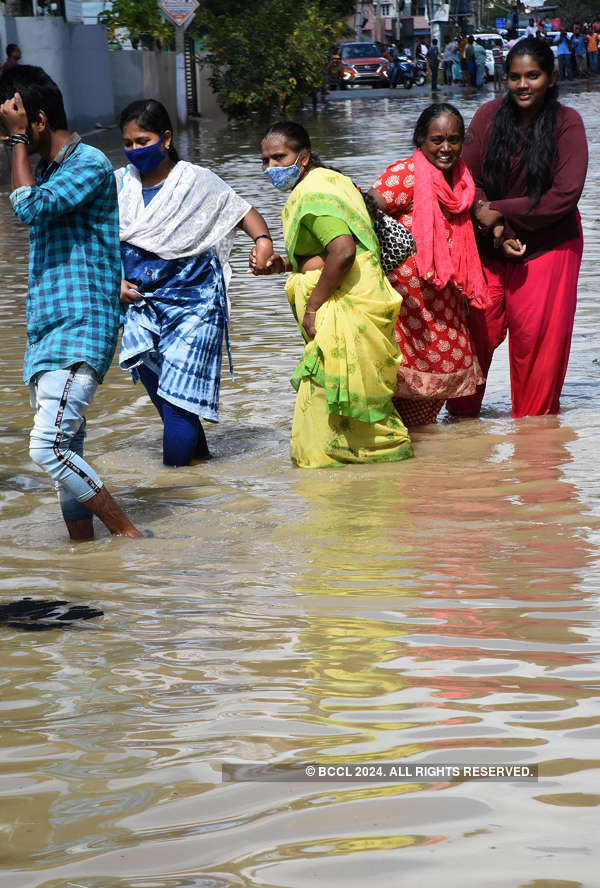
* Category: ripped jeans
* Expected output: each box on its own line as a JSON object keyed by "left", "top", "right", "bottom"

{"left": 29, "top": 363, "right": 103, "bottom": 523}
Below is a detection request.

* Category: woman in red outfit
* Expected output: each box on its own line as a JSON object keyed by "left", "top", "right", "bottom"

{"left": 447, "top": 37, "right": 587, "bottom": 419}
{"left": 370, "top": 103, "right": 488, "bottom": 426}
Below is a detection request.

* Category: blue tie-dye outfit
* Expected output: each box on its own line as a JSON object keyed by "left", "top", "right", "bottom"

{"left": 116, "top": 161, "right": 251, "bottom": 465}
{"left": 119, "top": 241, "right": 232, "bottom": 424}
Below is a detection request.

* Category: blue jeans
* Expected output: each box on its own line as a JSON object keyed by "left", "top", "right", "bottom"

{"left": 29, "top": 363, "right": 102, "bottom": 522}
{"left": 558, "top": 54, "right": 572, "bottom": 79}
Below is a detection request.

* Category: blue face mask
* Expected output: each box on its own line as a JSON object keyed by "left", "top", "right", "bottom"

{"left": 124, "top": 135, "right": 167, "bottom": 174}
{"left": 264, "top": 153, "right": 303, "bottom": 191}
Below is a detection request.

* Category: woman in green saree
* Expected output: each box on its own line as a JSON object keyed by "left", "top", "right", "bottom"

{"left": 255, "top": 121, "right": 413, "bottom": 469}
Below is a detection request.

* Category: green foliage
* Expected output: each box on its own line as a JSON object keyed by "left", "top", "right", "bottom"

{"left": 201, "top": 0, "right": 348, "bottom": 118}
{"left": 201, "top": 0, "right": 355, "bottom": 16}
{"left": 554, "top": 0, "right": 596, "bottom": 26}
{"left": 98, "top": 0, "right": 174, "bottom": 49}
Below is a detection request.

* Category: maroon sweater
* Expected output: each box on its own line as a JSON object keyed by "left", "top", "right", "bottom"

{"left": 463, "top": 98, "right": 588, "bottom": 261}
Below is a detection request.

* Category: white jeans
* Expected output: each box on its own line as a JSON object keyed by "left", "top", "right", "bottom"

{"left": 29, "top": 363, "right": 103, "bottom": 522}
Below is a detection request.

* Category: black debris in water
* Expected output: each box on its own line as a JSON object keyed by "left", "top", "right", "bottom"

{"left": 0, "top": 598, "right": 103, "bottom": 631}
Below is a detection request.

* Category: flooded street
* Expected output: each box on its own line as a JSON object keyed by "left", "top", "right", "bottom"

{"left": 1, "top": 82, "right": 599, "bottom": 888}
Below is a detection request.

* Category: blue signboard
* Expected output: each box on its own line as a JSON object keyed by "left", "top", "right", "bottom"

{"left": 496, "top": 17, "right": 506, "bottom": 30}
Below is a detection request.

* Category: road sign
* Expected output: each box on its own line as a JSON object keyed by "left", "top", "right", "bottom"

{"left": 496, "top": 17, "right": 506, "bottom": 30}
{"left": 159, "top": 0, "right": 199, "bottom": 29}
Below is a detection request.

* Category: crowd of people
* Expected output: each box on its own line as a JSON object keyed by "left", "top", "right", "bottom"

{"left": 387, "top": 16, "right": 600, "bottom": 91}
{"left": 0, "top": 36, "right": 588, "bottom": 540}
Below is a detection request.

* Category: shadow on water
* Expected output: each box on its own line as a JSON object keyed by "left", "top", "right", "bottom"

{"left": 0, "top": 598, "right": 103, "bottom": 630}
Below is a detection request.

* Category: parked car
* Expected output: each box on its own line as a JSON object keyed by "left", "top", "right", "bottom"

{"left": 330, "top": 42, "right": 390, "bottom": 89}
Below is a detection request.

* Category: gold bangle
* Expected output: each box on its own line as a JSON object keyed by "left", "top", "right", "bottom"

{"left": 305, "top": 309, "right": 317, "bottom": 314}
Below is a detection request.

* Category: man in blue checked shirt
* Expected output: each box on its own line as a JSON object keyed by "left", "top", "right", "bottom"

{"left": 0, "top": 66, "right": 144, "bottom": 541}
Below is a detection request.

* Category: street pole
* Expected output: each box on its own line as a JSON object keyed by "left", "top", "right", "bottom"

{"left": 175, "top": 24, "right": 187, "bottom": 127}
{"left": 159, "top": 1, "right": 199, "bottom": 126}
{"left": 426, "top": 0, "right": 433, "bottom": 44}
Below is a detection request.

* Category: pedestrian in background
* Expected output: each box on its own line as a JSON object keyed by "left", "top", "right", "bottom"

{"left": 474, "top": 38, "right": 487, "bottom": 89}
{"left": 0, "top": 66, "right": 143, "bottom": 541}
{"left": 572, "top": 26, "right": 588, "bottom": 76}
{"left": 458, "top": 32, "right": 468, "bottom": 84}
{"left": 555, "top": 30, "right": 573, "bottom": 79}
{"left": 447, "top": 38, "right": 588, "bottom": 419}
{"left": 427, "top": 38, "right": 440, "bottom": 92}
{"left": 585, "top": 26, "right": 598, "bottom": 73}
{"left": 492, "top": 38, "right": 504, "bottom": 89}
{"left": 442, "top": 38, "right": 456, "bottom": 85}
{"left": 388, "top": 42, "right": 402, "bottom": 89}
{"left": 465, "top": 35, "right": 475, "bottom": 86}
{"left": 453, "top": 45, "right": 463, "bottom": 83}
{"left": 2, "top": 43, "right": 21, "bottom": 72}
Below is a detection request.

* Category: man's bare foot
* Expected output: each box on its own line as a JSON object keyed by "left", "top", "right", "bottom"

{"left": 81, "top": 486, "right": 145, "bottom": 538}
{"left": 116, "top": 526, "right": 147, "bottom": 538}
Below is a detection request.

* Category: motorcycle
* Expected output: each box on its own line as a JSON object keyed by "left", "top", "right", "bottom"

{"left": 389, "top": 55, "right": 416, "bottom": 89}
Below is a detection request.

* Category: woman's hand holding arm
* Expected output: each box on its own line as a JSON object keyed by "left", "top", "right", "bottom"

{"left": 475, "top": 200, "right": 503, "bottom": 232}
{"left": 239, "top": 207, "right": 275, "bottom": 273}
{"left": 248, "top": 246, "right": 290, "bottom": 275}
{"left": 303, "top": 234, "right": 355, "bottom": 339}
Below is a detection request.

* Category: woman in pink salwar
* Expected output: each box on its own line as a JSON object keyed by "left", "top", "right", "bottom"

{"left": 446, "top": 37, "right": 588, "bottom": 418}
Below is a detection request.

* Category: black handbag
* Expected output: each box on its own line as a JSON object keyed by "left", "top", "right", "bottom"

{"left": 373, "top": 209, "right": 416, "bottom": 273}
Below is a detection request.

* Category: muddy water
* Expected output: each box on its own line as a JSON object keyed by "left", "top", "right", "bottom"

{"left": 1, "top": 83, "right": 599, "bottom": 888}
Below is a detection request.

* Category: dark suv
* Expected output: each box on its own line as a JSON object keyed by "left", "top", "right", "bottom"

{"left": 331, "top": 42, "right": 390, "bottom": 89}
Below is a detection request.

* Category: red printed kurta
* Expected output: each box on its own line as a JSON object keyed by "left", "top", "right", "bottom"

{"left": 372, "top": 158, "right": 483, "bottom": 400}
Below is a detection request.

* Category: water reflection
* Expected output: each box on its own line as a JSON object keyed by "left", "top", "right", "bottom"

{"left": 1, "top": 85, "right": 599, "bottom": 887}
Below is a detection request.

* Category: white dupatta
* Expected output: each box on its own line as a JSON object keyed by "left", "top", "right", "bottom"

{"left": 115, "top": 161, "right": 251, "bottom": 290}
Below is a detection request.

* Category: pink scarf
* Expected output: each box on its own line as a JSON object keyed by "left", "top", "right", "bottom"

{"left": 411, "top": 149, "right": 488, "bottom": 308}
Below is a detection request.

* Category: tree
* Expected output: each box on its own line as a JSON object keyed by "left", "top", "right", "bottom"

{"left": 98, "top": 0, "right": 174, "bottom": 50}
{"left": 201, "top": 0, "right": 347, "bottom": 118}
{"left": 554, "top": 0, "right": 594, "bottom": 27}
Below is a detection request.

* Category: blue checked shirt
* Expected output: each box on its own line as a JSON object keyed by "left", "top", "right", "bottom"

{"left": 10, "top": 134, "right": 121, "bottom": 384}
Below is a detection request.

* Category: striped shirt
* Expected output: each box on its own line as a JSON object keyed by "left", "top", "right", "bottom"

{"left": 10, "top": 134, "right": 121, "bottom": 384}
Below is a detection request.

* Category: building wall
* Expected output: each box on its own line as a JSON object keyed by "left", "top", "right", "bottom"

{"left": 0, "top": 15, "right": 115, "bottom": 132}
{"left": 109, "top": 52, "right": 224, "bottom": 122}
{"left": 1, "top": 14, "right": 225, "bottom": 134}
{"left": 109, "top": 50, "right": 178, "bottom": 123}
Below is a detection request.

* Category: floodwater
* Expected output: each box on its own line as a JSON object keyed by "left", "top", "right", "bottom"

{"left": 1, "top": 82, "right": 599, "bottom": 888}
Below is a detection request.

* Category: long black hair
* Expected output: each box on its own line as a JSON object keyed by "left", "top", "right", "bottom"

{"left": 261, "top": 121, "right": 329, "bottom": 170}
{"left": 119, "top": 99, "right": 179, "bottom": 163}
{"left": 413, "top": 102, "right": 465, "bottom": 148}
{"left": 483, "top": 37, "right": 558, "bottom": 206}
